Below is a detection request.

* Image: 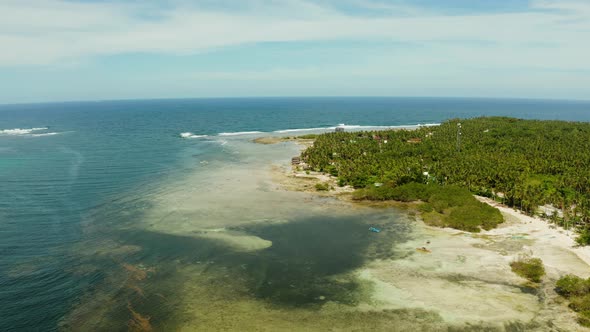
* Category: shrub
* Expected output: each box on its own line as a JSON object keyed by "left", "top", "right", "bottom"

{"left": 325, "top": 165, "right": 339, "bottom": 177}
{"left": 418, "top": 203, "right": 434, "bottom": 213}
{"left": 555, "top": 274, "right": 590, "bottom": 328}
{"left": 389, "top": 182, "right": 429, "bottom": 201}
{"left": 427, "top": 186, "right": 473, "bottom": 213}
{"left": 477, "top": 202, "right": 505, "bottom": 230}
{"left": 421, "top": 211, "right": 444, "bottom": 227}
{"left": 352, "top": 183, "right": 504, "bottom": 232}
{"left": 576, "top": 229, "right": 590, "bottom": 246}
{"left": 510, "top": 256, "right": 545, "bottom": 283}
{"left": 315, "top": 182, "right": 330, "bottom": 191}
{"left": 556, "top": 275, "right": 590, "bottom": 297}
{"left": 297, "top": 134, "right": 318, "bottom": 139}
{"left": 444, "top": 202, "right": 503, "bottom": 232}
{"left": 445, "top": 206, "right": 488, "bottom": 233}
{"left": 569, "top": 295, "right": 590, "bottom": 312}
{"left": 578, "top": 311, "right": 590, "bottom": 327}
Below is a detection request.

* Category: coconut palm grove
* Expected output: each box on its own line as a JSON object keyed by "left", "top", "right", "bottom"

{"left": 302, "top": 117, "right": 590, "bottom": 243}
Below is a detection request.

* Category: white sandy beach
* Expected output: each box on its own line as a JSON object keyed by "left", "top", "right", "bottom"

{"left": 477, "top": 196, "right": 590, "bottom": 278}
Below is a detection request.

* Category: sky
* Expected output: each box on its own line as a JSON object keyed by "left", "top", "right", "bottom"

{"left": 0, "top": 0, "right": 589, "bottom": 103}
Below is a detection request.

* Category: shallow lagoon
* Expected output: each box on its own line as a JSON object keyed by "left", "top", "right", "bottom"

{"left": 61, "top": 136, "right": 417, "bottom": 330}
{"left": 58, "top": 135, "right": 588, "bottom": 331}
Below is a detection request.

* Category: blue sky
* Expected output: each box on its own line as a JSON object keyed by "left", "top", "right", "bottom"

{"left": 0, "top": 0, "right": 589, "bottom": 103}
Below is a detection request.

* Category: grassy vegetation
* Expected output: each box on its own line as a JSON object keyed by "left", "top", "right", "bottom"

{"left": 556, "top": 274, "right": 590, "bottom": 327}
{"left": 353, "top": 183, "right": 503, "bottom": 232}
{"left": 297, "top": 134, "right": 319, "bottom": 139}
{"left": 556, "top": 274, "right": 590, "bottom": 297}
{"left": 509, "top": 256, "right": 545, "bottom": 283}
{"left": 315, "top": 182, "right": 331, "bottom": 191}
{"left": 301, "top": 117, "right": 590, "bottom": 241}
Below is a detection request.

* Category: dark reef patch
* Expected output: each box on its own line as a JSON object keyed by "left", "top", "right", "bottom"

{"left": 225, "top": 213, "right": 412, "bottom": 307}
{"left": 118, "top": 211, "right": 411, "bottom": 309}
{"left": 64, "top": 211, "right": 413, "bottom": 330}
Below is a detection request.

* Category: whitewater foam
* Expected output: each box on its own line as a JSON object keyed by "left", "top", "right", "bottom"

{"left": 31, "top": 132, "right": 60, "bottom": 137}
{"left": 0, "top": 127, "right": 49, "bottom": 136}
{"left": 274, "top": 127, "right": 333, "bottom": 133}
{"left": 273, "top": 123, "right": 440, "bottom": 133}
{"left": 180, "top": 132, "right": 208, "bottom": 139}
{"left": 218, "top": 131, "right": 263, "bottom": 136}
{"left": 181, "top": 124, "right": 441, "bottom": 140}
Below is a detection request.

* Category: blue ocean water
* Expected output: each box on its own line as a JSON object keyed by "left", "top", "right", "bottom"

{"left": 0, "top": 97, "right": 589, "bottom": 330}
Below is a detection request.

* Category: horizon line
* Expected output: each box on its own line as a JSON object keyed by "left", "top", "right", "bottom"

{"left": 2, "top": 95, "right": 590, "bottom": 107}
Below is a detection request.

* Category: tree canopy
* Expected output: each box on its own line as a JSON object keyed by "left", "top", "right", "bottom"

{"left": 302, "top": 117, "right": 590, "bottom": 239}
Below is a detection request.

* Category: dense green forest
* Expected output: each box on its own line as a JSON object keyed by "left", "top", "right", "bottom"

{"left": 301, "top": 117, "right": 590, "bottom": 240}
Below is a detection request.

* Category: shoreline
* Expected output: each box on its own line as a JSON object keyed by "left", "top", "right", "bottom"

{"left": 265, "top": 136, "right": 590, "bottom": 330}
{"left": 267, "top": 135, "right": 590, "bottom": 275}
{"left": 64, "top": 133, "right": 590, "bottom": 331}
{"left": 476, "top": 196, "right": 590, "bottom": 277}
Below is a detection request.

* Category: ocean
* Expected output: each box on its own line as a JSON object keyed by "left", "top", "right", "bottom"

{"left": 1, "top": 97, "right": 590, "bottom": 331}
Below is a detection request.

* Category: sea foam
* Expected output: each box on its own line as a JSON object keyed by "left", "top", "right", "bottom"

{"left": 274, "top": 127, "right": 333, "bottom": 133}
{"left": 180, "top": 132, "right": 208, "bottom": 139}
{"left": 182, "top": 124, "right": 441, "bottom": 140}
{"left": 31, "top": 132, "right": 60, "bottom": 137}
{"left": 0, "top": 127, "right": 49, "bottom": 135}
{"left": 273, "top": 123, "right": 440, "bottom": 133}
{"left": 218, "top": 131, "right": 263, "bottom": 136}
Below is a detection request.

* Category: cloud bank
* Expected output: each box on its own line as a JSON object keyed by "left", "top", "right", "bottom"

{"left": 0, "top": 0, "right": 588, "bottom": 69}
{"left": 1, "top": 0, "right": 589, "bottom": 102}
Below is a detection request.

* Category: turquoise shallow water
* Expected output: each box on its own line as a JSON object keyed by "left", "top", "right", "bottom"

{"left": 1, "top": 97, "right": 590, "bottom": 331}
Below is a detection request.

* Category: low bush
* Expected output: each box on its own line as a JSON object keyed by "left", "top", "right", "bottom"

{"left": 555, "top": 274, "right": 590, "bottom": 327}
{"left": 417, "top": 203, "right": 434, "bottom": 213}
{"left": 576, "top": 229, "right": 590, "bottom": 246}
{"left": 353, "top": 183, "right": 504, "bottom": 232}
{"left": 510, "top": 256, "right": 545, "bottom": 283}
{"left": 315, "top": 182, "right": 330, "bottom": 191}
{"left": 297, "top": 134, "right": 318, "bottom": 139}
{"left": 556, "top": 274, "right": 590, "bottom": 297}
{"left": 427, "top": 186, "right": 473, "bottom": 213}
{"left": 578, "top": 311, "right": 590, "bottom": 327}
{"left": 421, "top": 211, "right": 444, "bottom": 227}
{"left": 569, "top": 294, "right": 590, "bottom": 312}
{"left": 445, "top": 202, "right": 504, "bottom": 232}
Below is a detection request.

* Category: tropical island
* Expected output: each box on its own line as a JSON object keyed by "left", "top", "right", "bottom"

{"left": 301, "top": 117, "right": 590, "bottom": 240}
{"left": 286, "top": 117, "right": 590, "bottom": 326}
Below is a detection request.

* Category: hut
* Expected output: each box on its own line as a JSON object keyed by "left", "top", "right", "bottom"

{"left": 291, "top": 156, "right": 301, "bottom": 165}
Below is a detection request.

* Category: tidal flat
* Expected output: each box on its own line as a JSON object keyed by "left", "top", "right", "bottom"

{"left": 61, "top": 136, "right": 590, "bottom": 331}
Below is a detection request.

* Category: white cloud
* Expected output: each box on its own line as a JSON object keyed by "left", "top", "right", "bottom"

{"left": 0, "top": 0, "right": 588, "bottom": 75}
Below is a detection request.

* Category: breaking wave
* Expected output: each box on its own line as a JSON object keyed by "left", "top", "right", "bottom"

{"left": 180, "top": 132, "right": 208, "bottom": 139}
{"left": 0, "top": 127, "right": 49, "bottom": 135}
{"left": 31, "top": 132, "right": 60, "bottom": 137}
{"left": 180, "top": 124, "right": 441, "bottom": 141}
{"left": 218, "top": 131, "right": 264, "bottom": 136}
{"left": 273, "top": 123, "right": 440, "bottom": 133}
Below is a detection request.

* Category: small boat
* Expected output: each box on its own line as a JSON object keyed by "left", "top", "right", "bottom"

{"left": 369, "top": 227, "right": 381, "bottom": 233}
